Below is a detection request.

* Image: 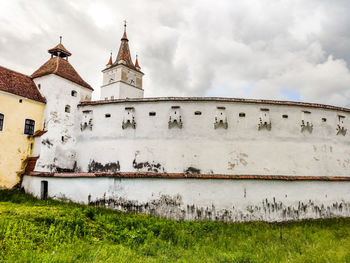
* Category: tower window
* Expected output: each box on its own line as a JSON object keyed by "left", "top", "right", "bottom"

{"left": 194, "top": 111, "right": 202, "bottom": 115}
{"left": 149, "top": 112, "right": 156, "bottom": 116}
{"left": 24, "top": 119, "right": 35, "bottom": 135}
{"left": 282, "top": 115, "right": 288, "bottom": 119}
{"left": 0, "top": 113, "right": 4, "bottom": 131}
{"left": 71, "top": 90, "right": 77, "bottom": 97}
{"left": 65, "top": 105, "right": 71, "bottom": 113}
{"left": 239, "top": 113, "right": 246, "bottom": 117}
{"left": 105, "top": 114, "right": 111, "bottom": 118}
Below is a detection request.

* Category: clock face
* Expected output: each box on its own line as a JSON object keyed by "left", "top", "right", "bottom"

{"left": 127, "top": 71, "right": 136, "bottom": 86}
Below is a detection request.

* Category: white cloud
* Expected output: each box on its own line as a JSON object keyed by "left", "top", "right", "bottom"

{"left": 0, "top": 0, "right": 350, "bottom": 107}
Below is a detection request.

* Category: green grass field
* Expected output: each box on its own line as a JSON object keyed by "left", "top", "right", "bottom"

{"left": 1, "top": 189, "right": 350, "bottom": 262}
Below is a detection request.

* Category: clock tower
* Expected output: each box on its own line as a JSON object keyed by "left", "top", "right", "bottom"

{"left": 101, "top": 22, "right": 144, "bottom": 100}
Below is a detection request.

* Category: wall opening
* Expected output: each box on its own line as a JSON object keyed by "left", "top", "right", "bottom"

{"left": 41, "top": 180, "right": 48, "bottom": 199}
{"left": 194, "top": 111, "right": 202, "bottom": 115}
{"left": 149, "top": 112, "right": 156, "bottom": 116}
{"left": 239, "top": 113, "right": 246, "bottom": 117}
{"left": 19, "top": 99, "right": 23, "bottom": 103}
{"left": 71, "top": 90, "right": 77, "bottom": 97}
{"left": 105, "top": 114, "right": 111, "bottom": 118}
{"left": 65, "top": 105, "right": 71, "bottom": 113}
{"left": 322, "top": 118, "right": 327, "bottom": 122}
{"left": 282, "top": 115, "right": 288, "bottom": 119}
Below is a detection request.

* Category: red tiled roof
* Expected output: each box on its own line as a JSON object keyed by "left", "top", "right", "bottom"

{"left": 48, "top": 43, "right": 72, "bottom": 57}
{"left": 33, "top": 130, "right": 47, "bottom": 137}
{"left": 135, "top": 56, "right": 140, "bottom": 69}
{"left": 31, "top": 57, "right": 93, "bottom": 90}
{"left": 107, "top": 53, "right": 113, "bottom": 66}
{"left": 0, "top": 66, "right": 46, "bottom": 103}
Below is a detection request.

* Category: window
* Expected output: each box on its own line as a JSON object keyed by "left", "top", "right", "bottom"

{"left": 322, "top": 118, "right": 327, "bottom": 122}
{"left": 149, "top": 112, "right": 156, "bottom": 116}
{"left": 0, "top": 113, "right": 4, "bottom": 131}
{"left": 105, "top": 114, "right": 111, "bottom": 118}
{"left": 71, "top": 90, "right": 77, "bottom": 97}
{"left": 239, "top": 113, "right": 246, "bottom": 117}
{"left": 282, "top": 115, "right": 288, "bottom": 119}
{"left": 194, "top": 111, "right": 202, "bottom": 115}
{"left": 19, "top": 99, "right": 22, "bottom": 103}
{"left": 24, "top": 119, "right": 35, "bottom": 135}
{"left": 65, "top": 105, "right": 71, "bottom": 113}
{"left": 38, "top": 84, "right": 41, "bottom": 89}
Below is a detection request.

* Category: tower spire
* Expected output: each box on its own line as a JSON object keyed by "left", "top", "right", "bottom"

{"left": 107, "top": 52, "right": 113, "bottom": 66}
{"left": 135, "top": 54, "right": 141, "bottom": 70}
{"left": 122, "top": 20, "right": 128, "bottom": 40}
{"left": 116, "top": 21, "right": 134, "bottom": 67}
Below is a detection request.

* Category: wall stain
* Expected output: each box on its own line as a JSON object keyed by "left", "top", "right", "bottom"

{"left": 42, "top": 139, "right": 53, "bottom": 148}
{"left": 88, "top": 160, "right": 120, "bottom": 172}
{"left": 132, "top": 159, "right": 165, "bottom": 173}
{"left": 89, "top": 195, "right": 350, "bottom": 222}
{"left": 184, "top": 167, "right": 201, "bottom": 174}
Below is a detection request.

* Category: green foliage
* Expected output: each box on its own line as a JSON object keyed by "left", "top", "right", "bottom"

{"left": 1, "top": 189, "right": 350, "bottom": 262}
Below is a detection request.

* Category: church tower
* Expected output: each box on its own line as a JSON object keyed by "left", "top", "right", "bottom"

{"left": 101, "top": 22, "right": 144, "bottom": 100}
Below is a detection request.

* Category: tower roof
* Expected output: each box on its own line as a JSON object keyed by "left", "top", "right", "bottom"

{"left": 115, "top": 22, "right": 135, "bottom": 69}
{"left": 48, "top": 37, "right": 71, "bottom": 58}
{"left": 135, "top": 54, "right": 141, "bottom": 69}
{"left": 33, "top": 38, "right": 93, "bottom": 90}
{"left": 0, "top": 66, "right": 46, "bottom": 103}
{"left": 32, "top": 57, "right": 93, "bottom": 90}
{"left": 106, "top": 52, "right": 113, "bottom": 66}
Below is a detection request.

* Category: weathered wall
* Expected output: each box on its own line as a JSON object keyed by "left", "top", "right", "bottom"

{"left": 31, "top": 75, "right": 92, "bottom": 172}
{"left": 0, "top": 91, "right": 44, "bottom": 188}
{"left": 22, "top": 175, "right": 350, "bottom": 222}
{"left": 75, "top": 99, "right": 350, "bottom": 177}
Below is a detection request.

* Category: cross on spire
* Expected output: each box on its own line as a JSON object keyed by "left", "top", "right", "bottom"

{"left": 123, "top": 20, "right": 127, "bottom": 32}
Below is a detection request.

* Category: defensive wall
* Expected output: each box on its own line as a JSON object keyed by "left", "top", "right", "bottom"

{"left": 22, "top": 97, "right": 350, "bottom": 222}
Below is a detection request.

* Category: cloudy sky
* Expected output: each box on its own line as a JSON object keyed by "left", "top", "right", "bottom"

{"left": 1, "top": 0, "right": 350, "bottom": 107}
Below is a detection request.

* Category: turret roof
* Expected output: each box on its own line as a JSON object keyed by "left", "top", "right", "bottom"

{"left": 31, "top": 57, "right": 93, "bottom": 90}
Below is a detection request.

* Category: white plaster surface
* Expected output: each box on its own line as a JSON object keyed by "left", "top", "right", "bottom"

{"left": 32, "top": 75, "right": 92, "bottom": 172}
{"left": 22, "top": 176, "right": 350, "bottom": 222}
{"left": 75, "top": 100, "right": 350, "bottom": 177}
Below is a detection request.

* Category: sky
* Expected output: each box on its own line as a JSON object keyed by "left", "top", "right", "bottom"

{"left": 1, "top": 0, "right": 350, "bottom": 107}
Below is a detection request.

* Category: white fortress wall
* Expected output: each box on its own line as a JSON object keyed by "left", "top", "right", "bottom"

{"left": 22, "top": 175, "right": 350, "bottom": 222}
{"left": 75, "top": 99, "right": 350, "bottom": 177}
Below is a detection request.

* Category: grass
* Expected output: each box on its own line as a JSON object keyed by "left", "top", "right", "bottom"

{"left": 1, "top": 189, "right": 350, "bottom": 262}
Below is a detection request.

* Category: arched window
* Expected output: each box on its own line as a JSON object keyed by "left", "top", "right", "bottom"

{"left": 0, "top": 113, "right": 4, "bottom": 131}
{"left": 65, "top": 105, "right": 71, "bottom": 113}
{"left": 71, "top": 90, "right": 77, "bottom": 97}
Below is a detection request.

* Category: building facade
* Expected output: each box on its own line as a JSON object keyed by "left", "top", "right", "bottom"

{"left": 0, "top": 66, "right": 45, "bottom": 188}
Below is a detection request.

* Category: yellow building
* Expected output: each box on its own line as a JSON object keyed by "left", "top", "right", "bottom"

{"left": 0, "top": 66, "right": 45, "bottom": 189}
